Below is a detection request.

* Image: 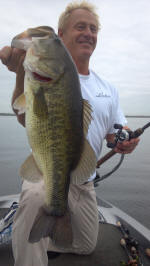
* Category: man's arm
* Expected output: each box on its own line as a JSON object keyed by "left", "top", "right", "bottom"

{"left": 0, "top": 46, "right": 26, "bottom": 126}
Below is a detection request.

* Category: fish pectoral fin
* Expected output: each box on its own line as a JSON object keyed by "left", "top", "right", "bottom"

{"left": 70, "top": 139, "right": 97, "bottom": 185}
{"left": 20, "top": 154, "right": 43, "bottom": 182}
{"left": 29, "top": 208, "right": 73, "bottom": 248}
{"left": 13, "top": 93, "right": 26, "bottom": 115}
{"left": 33, "top": 90, "right": 48, "bottom": 118}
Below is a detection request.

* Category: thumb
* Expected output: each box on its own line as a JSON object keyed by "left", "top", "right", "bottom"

{"left": 0, "top": 46, "right": 12, "bottom": 65}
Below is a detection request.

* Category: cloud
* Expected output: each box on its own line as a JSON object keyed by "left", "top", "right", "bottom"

{"left": 0, "top": 0, "right": 150, "bottom": 115}
{"left": 90, "top": 0, "right": 150, "bottom": 115}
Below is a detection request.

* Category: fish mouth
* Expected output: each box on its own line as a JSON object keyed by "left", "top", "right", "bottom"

{"left": 32, "top": 72, "right": 53, "bottom": 82}
{"left": 24, "top": 63, "right": 53, "bottom": 82}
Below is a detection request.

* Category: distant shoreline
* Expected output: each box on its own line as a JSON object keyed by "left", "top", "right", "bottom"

{"left": 125, "top": 115, "right": 150, "bottom": 118}
{"left": 0, "top": 113, "right": 15, "bottom": 116}
{"left": 0, "top": 113, "right": 150, "bottom": 118}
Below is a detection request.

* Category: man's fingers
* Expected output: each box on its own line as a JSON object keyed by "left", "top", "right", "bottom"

{"left": 114, "top": 138, "right": 140, "bottom": 154}
{"left": 0, "top": 46, "right": 25, "bottom": 72}
{"left": 0, "top": 46, "right": 12, "bottom": 65}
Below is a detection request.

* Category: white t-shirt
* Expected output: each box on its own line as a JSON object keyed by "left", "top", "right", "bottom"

{"left": 79, "top": 70, "right": 127, "bottom": 181}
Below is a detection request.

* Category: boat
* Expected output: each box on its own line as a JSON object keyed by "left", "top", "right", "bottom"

{"left": 0, "top": 182, "right": 150, "bottom": 266}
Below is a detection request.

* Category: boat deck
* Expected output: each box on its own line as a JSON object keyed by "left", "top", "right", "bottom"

{"left": 0, "top": 205, "right": 127, "bottom": 266}
{"left": 0, "top": 207, "right": 150, "bottom": 265}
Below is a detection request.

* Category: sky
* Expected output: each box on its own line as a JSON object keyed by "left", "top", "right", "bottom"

{"left": 0, "top": 0, "right": 150, "bottom": 115}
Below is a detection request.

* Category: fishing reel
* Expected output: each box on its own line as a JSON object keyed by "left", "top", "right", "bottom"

{"left": 94, "top": 121, "right": 150, "bottom": 186}
{"left": 107, "top": 124, "right": 131, "bottom": 149}
{"left": 107, "top": 122, "right": 150, "bottom": 149}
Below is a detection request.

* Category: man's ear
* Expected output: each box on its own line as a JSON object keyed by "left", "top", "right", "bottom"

{"left": 58, "top": 28, "right": 63, "bottom": 38}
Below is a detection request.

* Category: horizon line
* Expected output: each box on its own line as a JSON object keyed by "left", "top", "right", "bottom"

{"left": 0, "top": 113, "right": 150, "bottom": 118}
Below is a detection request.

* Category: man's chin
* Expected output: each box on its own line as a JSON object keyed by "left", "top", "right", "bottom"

{"left": 79, "top": 49, "right": 93, "bottom": 59}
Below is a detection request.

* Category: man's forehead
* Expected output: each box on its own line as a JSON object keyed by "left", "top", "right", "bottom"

{"left": 69, "top": 9, "right": 98, "bottom": 26}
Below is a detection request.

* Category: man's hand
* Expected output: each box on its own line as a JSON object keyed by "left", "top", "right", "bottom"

{"left": 0, "top": 46, "right": 25, "bottom": 73}
{"left": 114, "top": 137, "right": 140, "bottom": 154}
{"left": 106, "top": 127, "right": 140, "bottom": 154}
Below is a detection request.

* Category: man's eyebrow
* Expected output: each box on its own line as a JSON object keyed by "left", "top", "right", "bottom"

{"left": 75, "top": 21, "right": 97, "bottom": 27}
{"left": 75, "top": 21, "right": 86, "bottom": 25}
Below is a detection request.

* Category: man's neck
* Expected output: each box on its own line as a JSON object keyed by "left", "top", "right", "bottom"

{"left": 73, "top": 57, "right": 90, "bottom": 75}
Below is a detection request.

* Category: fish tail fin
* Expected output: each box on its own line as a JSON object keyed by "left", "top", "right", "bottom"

{"left": 52, "top": 211, "right": 73, "bottom": 247}
{"left": 29, "top": 208, "right": 73, "bottom": 248}
{"left": 29, "top": 207, "right": 55, "bottom": 243}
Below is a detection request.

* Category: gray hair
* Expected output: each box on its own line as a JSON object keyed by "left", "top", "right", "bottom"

{"left": 58, "top": 1, "right": 100, "bottom": 32}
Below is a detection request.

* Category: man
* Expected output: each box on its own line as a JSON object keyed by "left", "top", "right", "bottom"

{"left": 0, "top": 2, "right": 139, "bottom": 266}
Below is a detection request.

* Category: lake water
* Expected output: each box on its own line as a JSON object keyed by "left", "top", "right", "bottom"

{"left": 0, "top": 115, "right": 150, "bottom": 229}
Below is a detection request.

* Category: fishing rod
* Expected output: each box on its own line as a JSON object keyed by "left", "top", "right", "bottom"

{"left": 94, "top": 121, "right": 150, "bottom": 186}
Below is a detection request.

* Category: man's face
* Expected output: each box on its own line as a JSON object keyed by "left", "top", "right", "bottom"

{"left": 59, "top": 9, "right": 98, "bottom": 62}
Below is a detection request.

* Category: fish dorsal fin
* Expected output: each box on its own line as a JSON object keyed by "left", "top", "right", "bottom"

{"left": 83, "top": 99, "right": 93, "bottom": 137}
{"left": 70, "top": 139, "right": 96, "bottom": 185}
{"left": 13, "top": 93, "right": 26, "bottom": 115}
{"left": 20, "top": 154, "right": 43, "bottom": 182}
{"left": 70, "top": 99, "right": 97, "bottom": 185}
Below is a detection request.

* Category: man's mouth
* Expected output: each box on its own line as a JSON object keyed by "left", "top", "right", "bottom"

{"left": 79, "top": 41, "right": 93, "bottom": 45}
{"left": 78, "top": 40, "right": 94, "bottom": 46}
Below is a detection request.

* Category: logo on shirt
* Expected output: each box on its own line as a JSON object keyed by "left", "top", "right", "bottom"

{"left": 96, "top": 92, "right": 110, "bottom": 97}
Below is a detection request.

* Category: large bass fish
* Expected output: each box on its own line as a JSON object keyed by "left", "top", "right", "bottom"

{"left": 12, "top": 26, "right": 96, "bottom": 246}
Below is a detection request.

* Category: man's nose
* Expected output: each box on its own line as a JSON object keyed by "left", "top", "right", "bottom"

{"left": 84, "top": 26, "right": 93, "bottom": 36}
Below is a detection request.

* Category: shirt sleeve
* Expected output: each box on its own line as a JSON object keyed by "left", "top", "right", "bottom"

{"left": 108, "top": 91, "right": 127, "bottom": 134}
